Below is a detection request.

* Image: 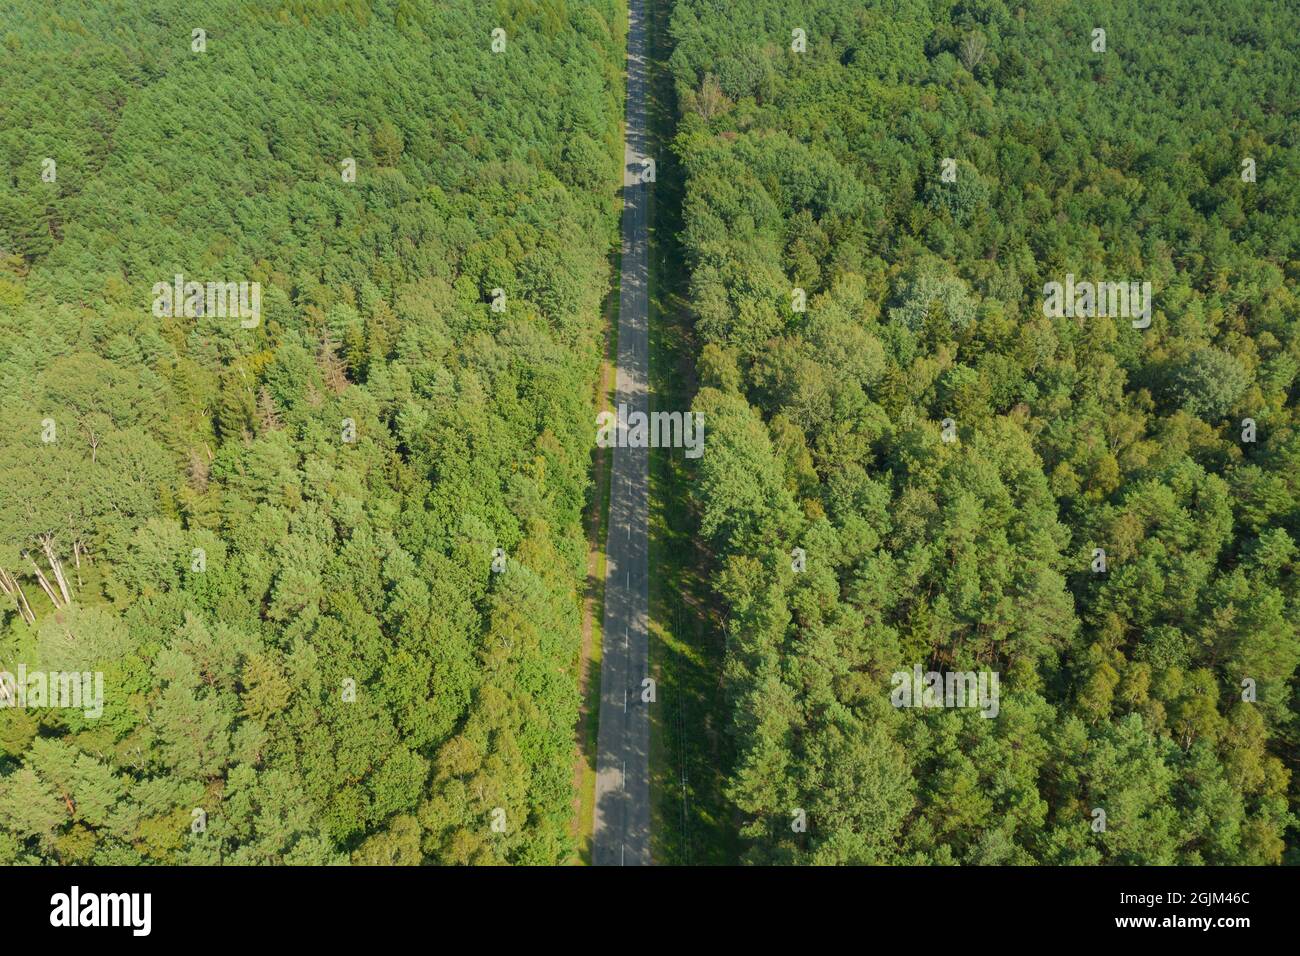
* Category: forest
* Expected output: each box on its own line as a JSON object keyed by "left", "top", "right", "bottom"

{"left": 668, "top": 0, "right": 1300, "bottom": 863}
{"left": 3, "top": 0, "right": 1298, "bottom": 869}
{"left": 0, "top": 0, "right": 624, "bottom": 864}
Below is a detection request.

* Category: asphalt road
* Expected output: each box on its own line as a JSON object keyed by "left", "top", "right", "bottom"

{"left": 593, "top": 0, "right": 651, "bottom": 867}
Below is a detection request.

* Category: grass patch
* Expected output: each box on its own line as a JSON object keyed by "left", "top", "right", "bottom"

{"left": 573, "top": 248, "right": 620, "bottom": 865}
{"left": 644, "top": 0, "right": 738, "bottom": 865}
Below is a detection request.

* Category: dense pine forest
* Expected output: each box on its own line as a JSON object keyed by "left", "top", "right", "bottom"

{"left": 2, "top": 0, "right": 1298, "bottom": 870}
{"left": 0, "top": 0, "right": 624, "bottom": 864}
{"left": 669, "top": 0, "right": 1300, "bottom": 863}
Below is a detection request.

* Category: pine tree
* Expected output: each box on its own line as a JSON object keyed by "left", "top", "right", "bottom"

{"left": 318, "top": 332, "right": 350, "bottom": 395}
{"left": 255, "top": 386, "right": 284, "bottom": 434}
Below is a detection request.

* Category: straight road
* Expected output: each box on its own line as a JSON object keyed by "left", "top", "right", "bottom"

{"left": 593, "top": 0, "right": 651, "bottom": 866}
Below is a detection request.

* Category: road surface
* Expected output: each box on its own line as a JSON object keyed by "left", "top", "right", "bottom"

{"left": 593, "top": 0, "right": 651, "bottom": 867}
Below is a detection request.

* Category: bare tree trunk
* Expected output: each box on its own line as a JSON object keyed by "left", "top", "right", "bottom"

{"left": 25, "top": 552, "right": 63, "bottom": 609}
{"left": 0, "top": 567, "right": 36, "bottom": 625}
{"left": 40, "top": 537, "right": 72, "bottom": 605}
{"left": 1, "top": 568, "right": 17, "bottom": 617}
{"left": 16, "top": 578, "right": 34, "bottom": 624}
{"left": 51, "top": 555, "right": 72, "bottom": 604}
{"left": 73, "top": 540, "right": 83, "bottom": 588}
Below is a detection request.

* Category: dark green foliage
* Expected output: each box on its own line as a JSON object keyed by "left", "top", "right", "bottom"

{"left": 0, "top": 0, "right": 624, "bottom": 864}
{"left": 670, "top": 0, "right": 1300, "bottom": 864}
